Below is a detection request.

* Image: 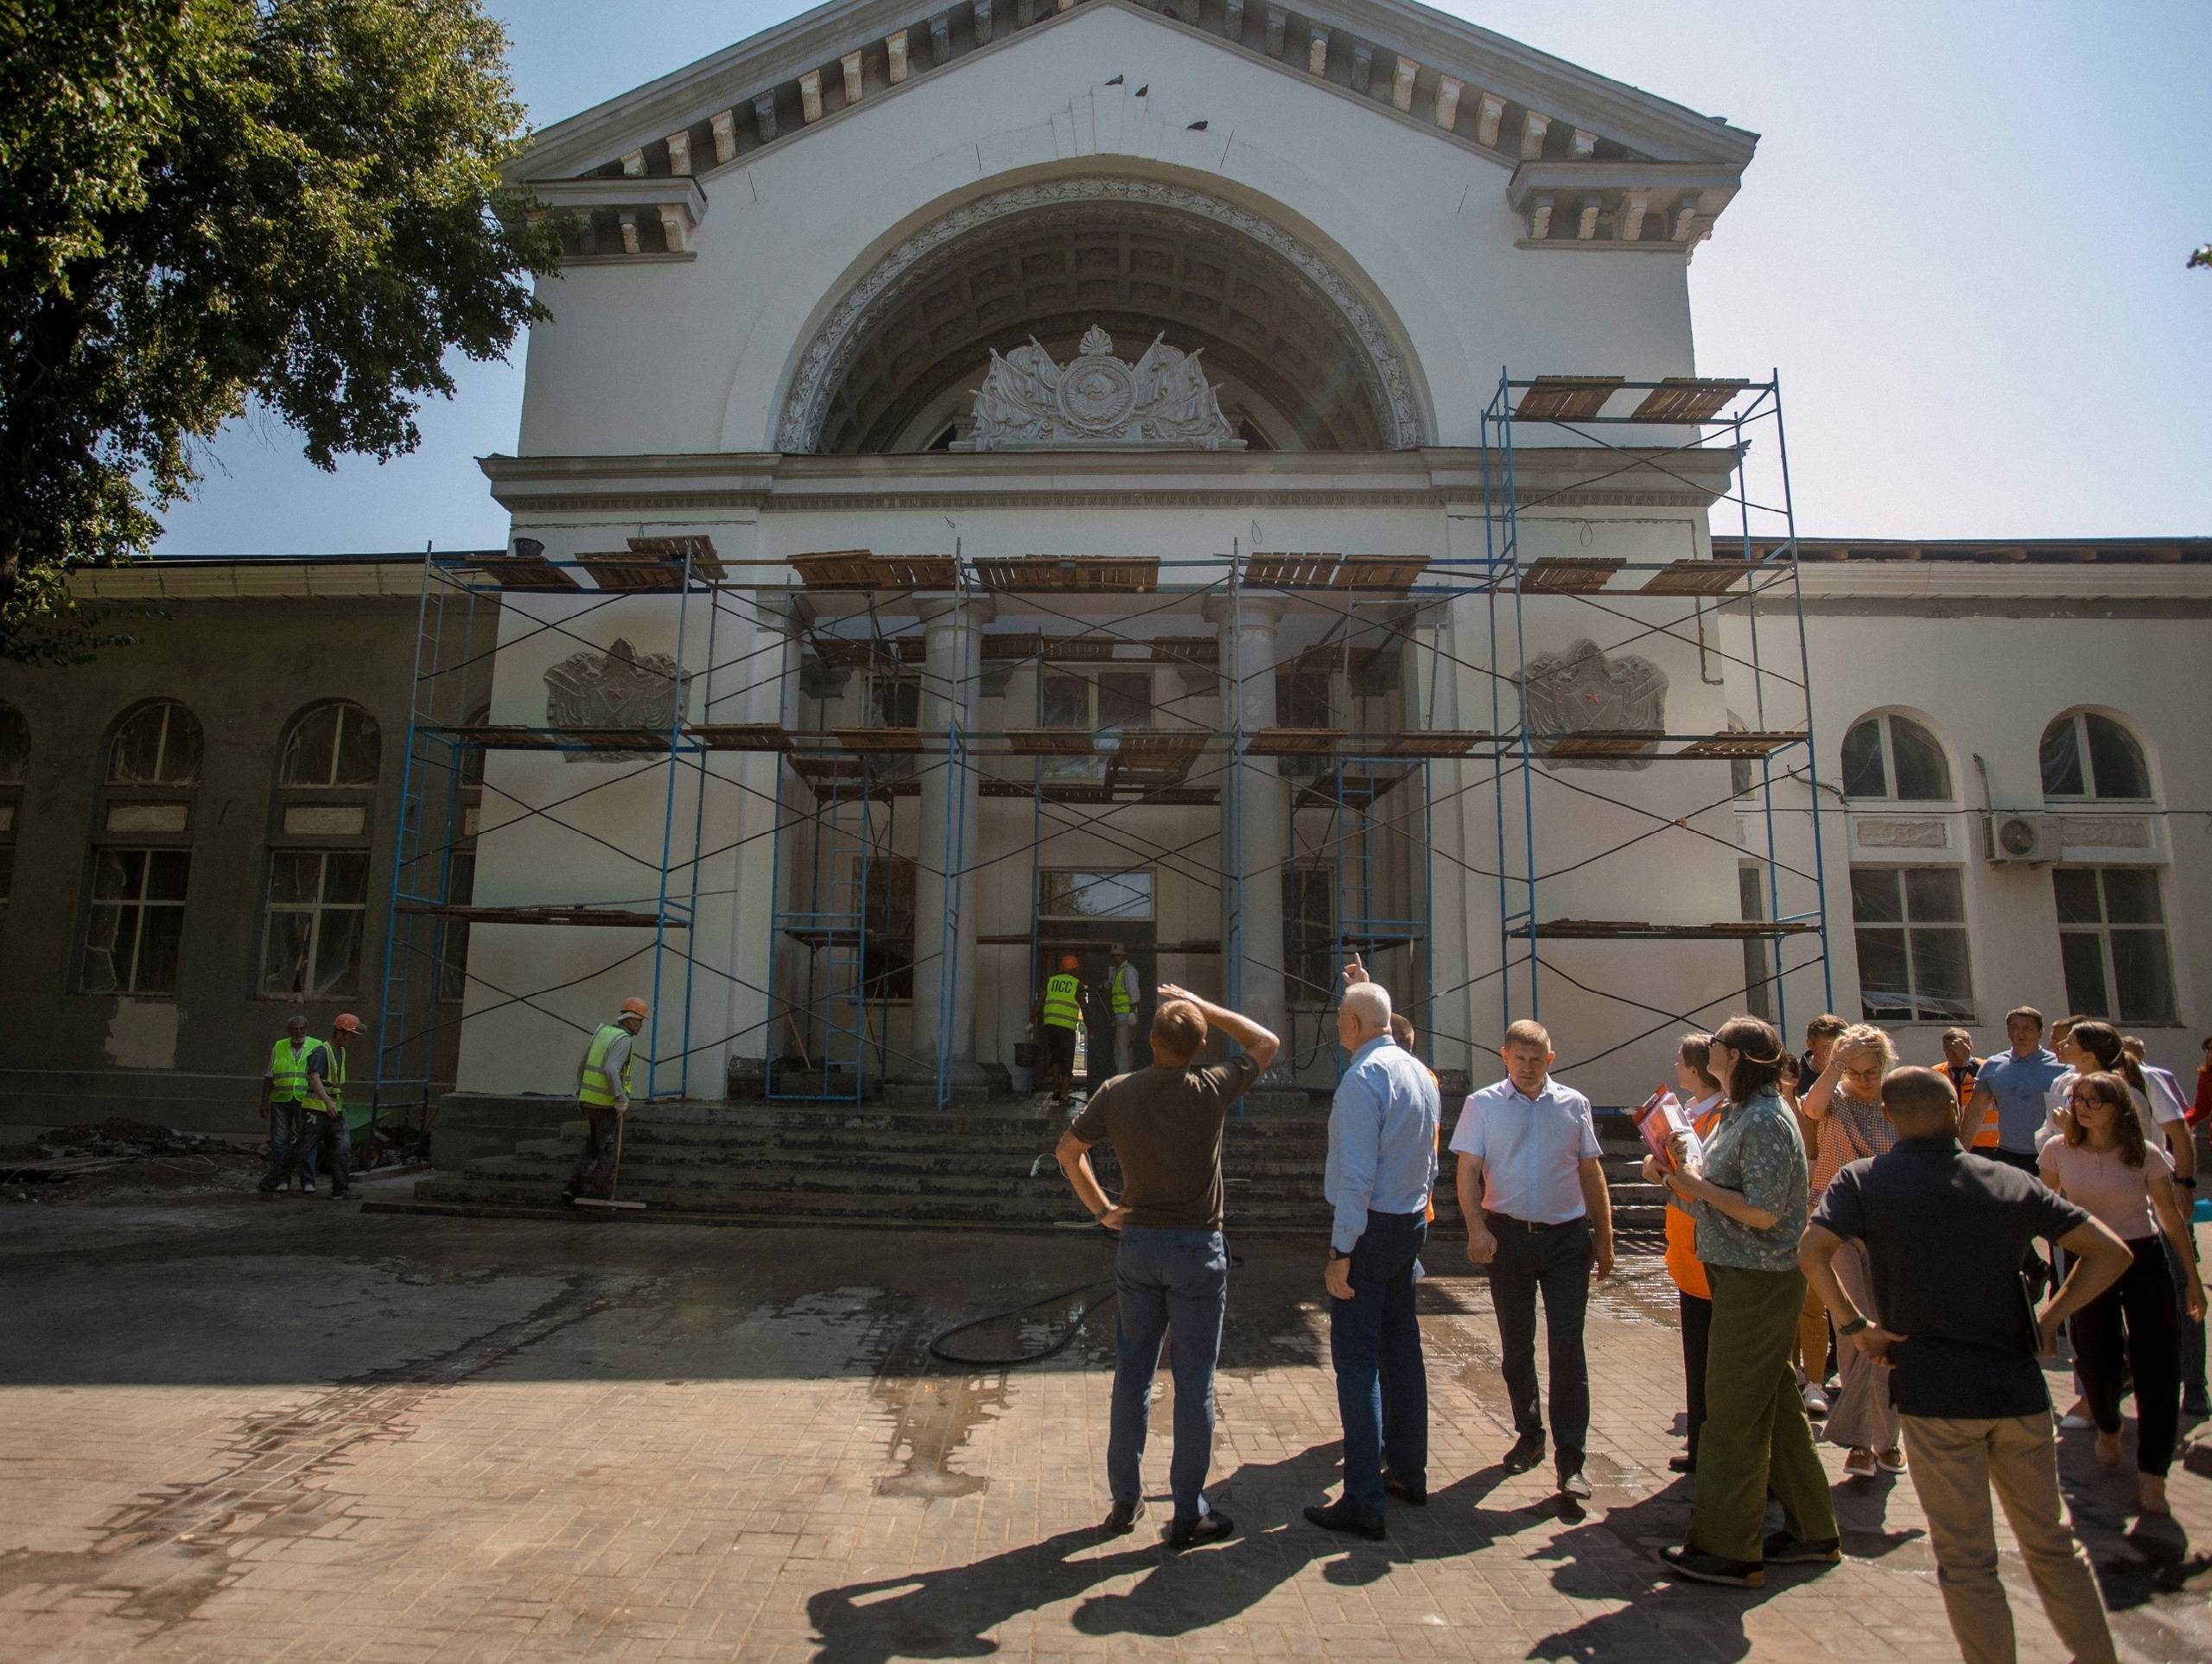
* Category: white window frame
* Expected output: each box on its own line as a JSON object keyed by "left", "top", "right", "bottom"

{"left": 1849, "top": 864, "right": 1975, "bottom": 1023}
{"left": 280, "top": 701, "right": 381, "bottom": 789}
{"left": 2054, "top": 865, "right": 2177, "bottom": 1026}
{"left": 1840, "top": 712, "right": 1952, "bottom": 803}
{"left": 79, "top": 847, "right": 192, "bottom": 994}
{"left": 2041, "top": 711, "right": 2153, "bottom": 803}
{"left": 1037, "top": 867, "right": 1154, "bottom": 922}
{"left": 106, "top": 700, "right": 203, "bottom": 787}
{"left": 260, "top": 848, "right": 372, "bottom": 999}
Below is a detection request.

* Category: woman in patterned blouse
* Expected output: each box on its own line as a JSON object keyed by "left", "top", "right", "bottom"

{"left": 1651, "top": 1016, "right": 1840, "bottom": 1589}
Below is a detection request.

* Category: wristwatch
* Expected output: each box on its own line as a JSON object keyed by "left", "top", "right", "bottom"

{"left": 1328, "top": 1247, "right": 1351, "bottom": 1262}
{"left": 1839, "top": 1316, "right": 1872, "bottom": 1337}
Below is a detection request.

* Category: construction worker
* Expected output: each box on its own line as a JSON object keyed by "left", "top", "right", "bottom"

{"left": 565, "top": 998, "right": 645, "bottom": 1203}
{"left": 1937, "top": 1026, "right": 1992, "bottom": 1148}
{"left": 1031, "top": 956, "right": 1086, "bottom": 1105}
{"left": 257, "top": 1013, "right": 360, "bottom": 1200}
{"left": 260, "top": 1013, "right": 322, "bottom": 1194}
{"left": 1105, "top": 943, "right": 1143, "bottom": 1077}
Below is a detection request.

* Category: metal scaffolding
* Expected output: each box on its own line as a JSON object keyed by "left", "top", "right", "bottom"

{"left": 373, "top": 366, "right": 1829, "bottom": 1115}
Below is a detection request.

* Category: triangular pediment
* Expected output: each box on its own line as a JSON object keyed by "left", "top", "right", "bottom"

{"left": 517, "top": 0, "right": 1755, "bottom": 249}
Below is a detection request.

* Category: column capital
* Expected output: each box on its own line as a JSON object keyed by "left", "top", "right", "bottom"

{"left": 1202, "top": 594, "right": 1287, "bottom": 629}
{"left": 917, "top": 594, "right": 999, "bottom": 628}
{"left": 753, "top": 591, "right": 816, "bottom": 634}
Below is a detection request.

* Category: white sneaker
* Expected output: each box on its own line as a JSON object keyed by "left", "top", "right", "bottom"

{"left": 1802, "top": 1385, "right": 1829, "bottom": 1419}
{"left": 2058, "top": 1412, "right": 2094, "bottom": 1431}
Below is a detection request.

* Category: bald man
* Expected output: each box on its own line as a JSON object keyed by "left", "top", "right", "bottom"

{"left": 1306, "top": 957, "right": 1442, "bottom": 1540}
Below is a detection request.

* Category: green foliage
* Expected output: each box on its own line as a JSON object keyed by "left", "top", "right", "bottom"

{"left": 0, "top": 0, "right": 563, "bottom": 663}
{"left": 2191, "top": 244, "right": 2211, "bottom": 270}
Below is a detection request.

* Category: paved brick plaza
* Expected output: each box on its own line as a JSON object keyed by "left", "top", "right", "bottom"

{"left": 3, "top": 1188, "right": 2209, "bottom": 1662}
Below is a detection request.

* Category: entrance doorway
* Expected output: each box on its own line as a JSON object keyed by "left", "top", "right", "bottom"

{"left": 1036, "top": 869, "right": 1155, "bottom": 1090}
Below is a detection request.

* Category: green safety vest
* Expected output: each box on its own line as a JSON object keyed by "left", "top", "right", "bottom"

{"left": 1041, "top": 974, "right": 1081, "bottom": 1030}
{"left": 268, "top": 1038, "right": 317, "bottom": 1104}
{"left": 313, "top": 1045, "right": 346, "bottom": 1116}
{"left": 1109, "top": 962, "right": 1134, "bottom": 1015}
{"left": 580, "top": 1023, "right": 632, "bottom": 1107}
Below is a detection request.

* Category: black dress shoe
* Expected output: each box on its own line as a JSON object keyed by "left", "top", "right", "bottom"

{"left": 1501, "top": 1431, "right": 1547, "bottom": 1473}
{"left": 1384, "top": 1476, "right": 1427, "bottom": 1506}
{"left": 1103, "top": 1499, "right": 1146, "bottom": 1534}
{"left": 1165, "top": 1511, "right": 1234, "bottom": 1550}
{"left": 1303, "top": 1502, "right": 1386, "bottom": 1540}
{"left": 1668, "top": 1453, "right": 1696, "bottom": 1475}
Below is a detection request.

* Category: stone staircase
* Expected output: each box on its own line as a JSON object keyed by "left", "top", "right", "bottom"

{"left": 372, "top": 1098, "right": 1667, "bottom": 1235}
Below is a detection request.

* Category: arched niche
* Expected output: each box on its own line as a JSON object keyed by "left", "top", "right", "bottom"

{"left": 777, "top": 175, "right": 1428, "bottom": 454}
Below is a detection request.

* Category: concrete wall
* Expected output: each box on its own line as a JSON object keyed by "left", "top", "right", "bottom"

{"left": 0, "top": 592, "right": 446, "bottom": 1132}
{"left": 1721, "top": 580, "right": 2212, "bottom": 1088}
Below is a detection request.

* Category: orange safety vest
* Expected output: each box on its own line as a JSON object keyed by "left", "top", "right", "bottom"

{"left": 1942, "top": 1057, "right": 1993, "bottom": 1147}
{"left": 1663, "top": 1098, "right": 1728, "bottom": 1300}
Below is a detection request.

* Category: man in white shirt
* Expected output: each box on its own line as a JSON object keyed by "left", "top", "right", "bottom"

{"left": 1452, "top": 1019, "right": 1614, "bottom": 1498}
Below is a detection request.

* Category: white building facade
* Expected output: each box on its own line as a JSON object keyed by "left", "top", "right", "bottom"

{"left": 404, "top": 0, "right": 2209, "bottom": 1111}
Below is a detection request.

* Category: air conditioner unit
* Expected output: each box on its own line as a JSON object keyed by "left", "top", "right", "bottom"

{"left": 1984, "top": 812, "right": 2063, "bottom": 865}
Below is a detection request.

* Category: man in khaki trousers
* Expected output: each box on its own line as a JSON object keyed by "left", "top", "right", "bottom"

{"left": 1802, "top": 1066, "right": 2131, "bottom": 1664}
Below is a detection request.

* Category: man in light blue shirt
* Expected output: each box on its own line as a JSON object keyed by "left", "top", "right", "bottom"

{"left": 1966, "top": 1006, "right": 2068, "bottom": 1165}
{"left": 1305, "top": 959, "right": 1440, "bottom": 1540}
{"left": 1452, "top": 1018, "right": 1612, "bottom": 1497}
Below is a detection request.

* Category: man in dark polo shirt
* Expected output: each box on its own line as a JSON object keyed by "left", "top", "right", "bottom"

{"left": 1800, "top": 1066, "right": 2130, "bottom": 1664}
{"left": 1056, "top": 983, "right": 1279, "bottom": 1549}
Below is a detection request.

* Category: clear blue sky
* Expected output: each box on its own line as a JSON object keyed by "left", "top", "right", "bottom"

{"left": 153, "top": 0, "right": 2211, "bottom": 556}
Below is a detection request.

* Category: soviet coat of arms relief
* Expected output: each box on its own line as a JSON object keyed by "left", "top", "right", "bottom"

{"left": 1518, "top": 639, "right": 1670, "bottom": 771}
{"left": 953, "top": 325, "right": 1247, "bottom": 451}
{"left": 543, "top": 638, "right": 692, "bottom": 764}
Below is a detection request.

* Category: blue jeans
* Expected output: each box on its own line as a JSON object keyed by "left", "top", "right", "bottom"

{"left": 1108, "top": 1226, "right": 1229, "bottom": 1521}
{"left": 268, "top": 1102, "right": 317, "bottom": 1187}
{"left": 1330, "top": 1210, "right": 1429, "bottom": 1513}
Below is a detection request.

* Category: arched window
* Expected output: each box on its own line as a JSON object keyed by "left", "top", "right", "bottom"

{"left": 105, "top": 699, "right": 204, "bottom": 785}
{"left": 2040, "top": 711, "right": 2151, "bottom": 800}
{"left": 1840, "top": 713, "right": 1951, "bottom": 801}
{"left": 81, "top": 700, "right": 202, "bottom": 994}
{"left": 261, "top": 701, "right": 380, "bottom": 998}
{"left": 279, "top": 701, "right": 381, "bottom": 786}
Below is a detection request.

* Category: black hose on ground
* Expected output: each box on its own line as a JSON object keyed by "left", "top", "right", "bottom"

{"left": 925, "top": 1226, "right": 1243, "bottom": 1369}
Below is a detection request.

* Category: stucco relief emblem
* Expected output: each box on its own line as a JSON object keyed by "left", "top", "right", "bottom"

{"left": 1854, "top": 816, "right": 1950, "bottom": 850}
{"left": 2060, "top": 815, "right": 2152, "bottom": 848}
{"left": 955, "top": 325, "right": 1245, "bottom": 451}
{"left": 778, "top": 177, "right": 1423, "bottom": 453}
{"left": 545, "top": 638, "right": 690, "bottom": 764}
{"left": 1520, "top": 638, "right": 1669, "bottom": 771}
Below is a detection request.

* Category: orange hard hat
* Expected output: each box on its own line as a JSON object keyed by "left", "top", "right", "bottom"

{"left": 620, "top": 997, "right": 649, "bottom": 1019}
{"left": 1059, "top": 954, "right": 1079, "bottom": 971}
{"left": 332, "top": 1013, "right": 363, "bottom": 1035}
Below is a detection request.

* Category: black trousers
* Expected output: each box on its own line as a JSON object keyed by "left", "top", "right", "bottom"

{"left": 1680, "top": 1290, "right": 1713, "bottom": 1464}
{"left": 258, "top": 1108, "right": 349, "bottom": 1195}
{"left": 566, "top": 1105, "right": 623, "bottom": 1199}
{"left": 1488, "top": 1215, "right": 1594, "bottom": 1465}
{"left": 2072, "top": 1235, "right": 2181, "bottom": 1477}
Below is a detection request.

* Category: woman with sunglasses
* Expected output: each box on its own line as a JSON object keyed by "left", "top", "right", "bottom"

{"left": 2040, "top": 1070, "right": 2206, "bottom": 1515}
{"left": 1802, "top": 1023, "right": 1905, "bottom": 1480}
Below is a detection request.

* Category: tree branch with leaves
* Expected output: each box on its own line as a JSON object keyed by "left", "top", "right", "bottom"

{"left": 0, "top": 0, "right": 563, "bottom": 663}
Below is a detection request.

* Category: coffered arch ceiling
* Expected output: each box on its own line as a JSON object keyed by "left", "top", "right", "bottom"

{"left": 784, "top": 179, "right": 1427, "bottom": 454}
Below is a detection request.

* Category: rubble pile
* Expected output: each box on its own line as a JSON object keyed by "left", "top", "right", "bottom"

{"left": 29, "top": 1119, "right": 241, "bottom": 1160}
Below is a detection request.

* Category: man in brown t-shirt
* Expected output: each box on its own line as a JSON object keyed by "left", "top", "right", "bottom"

{"left": 1057, "top": 983, "right": 1279, "bottom": 1548}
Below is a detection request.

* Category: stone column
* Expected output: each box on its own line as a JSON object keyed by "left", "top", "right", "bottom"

{"left": 1205, "top": 595, "right": 1289, "bottom": 1064}
{"left": 904, "top": 594, "right": 995, "bottom": 1094}
{"left": 727, "top": 593, "right": 810, "bottom": 1097}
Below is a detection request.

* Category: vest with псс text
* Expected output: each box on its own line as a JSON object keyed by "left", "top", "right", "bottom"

{"left": 1042, "top": 975, "right": 1081, "bottom": 1029}
{"left": 579, "top": 1024, "right": 632, "bottom": 1107}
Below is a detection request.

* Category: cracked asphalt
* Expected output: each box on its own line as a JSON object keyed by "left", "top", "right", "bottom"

{"left": 3, "top": 1186, "right": 2209, "bottom": 1661}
